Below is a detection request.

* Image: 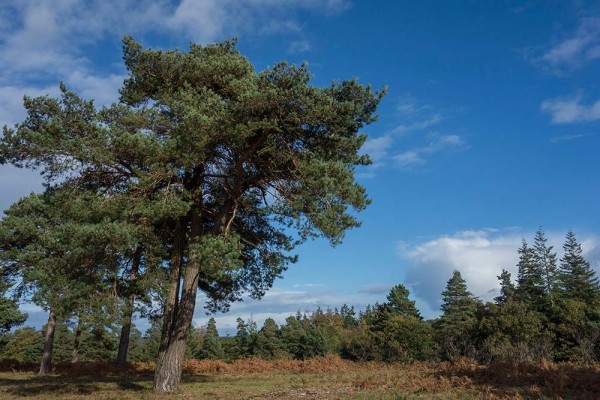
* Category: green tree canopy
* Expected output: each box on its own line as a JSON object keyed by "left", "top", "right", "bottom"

{"left": 0, "top": 37, "right": 384, "bottom": 391}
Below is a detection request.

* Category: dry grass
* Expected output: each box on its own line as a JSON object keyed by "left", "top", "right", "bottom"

{"left": 0, "top": 356, "right": 599, "bottom": 399}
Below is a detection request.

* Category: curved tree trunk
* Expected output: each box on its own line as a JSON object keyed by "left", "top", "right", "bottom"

{"left": 116, "top": 246, "right": 143, "bottom": 370}
{"left": 153, "top": 210, "right": 202, "bottom": 393}
{"left": 39, "top": 310, "right": 57, "bottom": 375}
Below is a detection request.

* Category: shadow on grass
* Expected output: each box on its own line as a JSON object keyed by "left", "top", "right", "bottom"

{"left": 436, "top": 361, "right": 600, "bottom": 400}
{"left": 0, "top": 373, "right": 214, "bottom": 397}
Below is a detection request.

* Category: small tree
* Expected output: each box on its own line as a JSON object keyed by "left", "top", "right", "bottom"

{"left": 255, "top": 318, "right": 286, "bottom": 359}
{"left": 516, "top": 239, "right": 546, "bottom": 312}
{"left": 495, "top": 269, "right": 516, "bottom": 305}
{"left": 559, "top": 230, "right": 600, "bottom": 307}
{"left": 200, "top": 318, "right": 224, "bottom": 360}
{"left": 383, "top": 284, "right": 422, "bottom": 320}
{"left": 532, "top": 228, "right": 559, "bottom": 311}
{"left": 0, "top": 288, "right": 27, "bottom": 335}
{"left": 435, "top": 270, "right": 478, "bottom": 359}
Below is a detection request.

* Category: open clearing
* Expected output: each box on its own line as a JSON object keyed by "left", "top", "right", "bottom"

{"left": 1, "top": 357, "right": 599, "bottom": 399}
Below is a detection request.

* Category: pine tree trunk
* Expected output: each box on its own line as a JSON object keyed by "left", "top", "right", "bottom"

{"left": 153, "top": 210, "right": 202, "bottom": 393}
{"left": 117, "top": 246, "right": 143, "bottom": 370}
{"left": 39, "top": 310, "right": 57, "bottom": 375}
{"left": 71, "top": 318, "right": 82, "bottom": 363}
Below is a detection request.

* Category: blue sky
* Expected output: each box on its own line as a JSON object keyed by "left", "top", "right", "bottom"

{"left": 1, "top": 0, "right": 600, "bottom": 333}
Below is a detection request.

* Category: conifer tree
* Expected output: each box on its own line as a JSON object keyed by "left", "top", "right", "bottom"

{"left": 516, "top": 239, "right": 546, "bottom": 312}
{"left": 384, "top": 284, "right": 422, "bottom": 319}
{"left": 0, "top": 271, "right": 27, "bottom": 334}
{"left": 436, "top": 270, "right": 478, "bottom": 359}
{"left": 200, "top": 318, "right": 224, "bottom": 360}
{"left": 339, "top": 304, "right": 357, "bottom": 328}
{"left": 0, "top": 190, "right": 137, "bottom": 373}
{"left": 0, "top": 38, "right": 383, "bottom": 392}
{"left": 495, "top": 270, "right": 516, "bottom": 305}
{"left": 234, "top": 317, "right": 250, "bottom": 358}
{"left": 255, "top": 318, "right": 286, "bottom": 359}
{"left": 532, "top": 228, "right": 559, "bottom": 309}
{"left": 559, "top": 230, "right": 600, "bottom": 307}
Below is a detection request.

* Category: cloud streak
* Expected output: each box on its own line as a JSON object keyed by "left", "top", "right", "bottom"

{"left": 541, "top": 94, "right": 600, "bottom": 124}
{"left": 361, "top": 94, "right": 468, "bottom": 176}
{"left": 393, "top": 134, "right": 466, "bottom": 170}
{"left": 538, "top": 16, "right": 600, "bottom": 70}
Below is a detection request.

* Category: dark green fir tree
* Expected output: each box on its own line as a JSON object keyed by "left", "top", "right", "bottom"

{"left": 559, "top": 230, "right": 600, "bottom": 307}
{"left": 200, "top": 318, "right": 224, "bottom": 360}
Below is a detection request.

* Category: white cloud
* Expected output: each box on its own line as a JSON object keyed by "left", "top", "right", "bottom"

{"left": 393, "top": 134, "right": 466, "bottom": 170}
{"left": 362, "top": 135, "right": 392, "bottom": 164}
{"left": 399, "top": 229, "right": 600, "bottom": 318}
{"left": 0, "top": 85, "right": 59, "bottom": 128}
{"left": 394, "top": 150, "right": 424, "bottom": 168}
{"left": 362, "top": 94, "right": 468, "bottom": 176}
{"left": 539, "top": 17, "right": 600, "bottom": 69}
{"left": 390, "top": 114, "right": 443, "bottom": 135}
{"left": 550, "top": 133, "right": 590, "bottom": 143}
{"left": 358, "top": 134, "right": 393, "bottom": 178}
{"left": 0, "top": 166, "right": 44, "bottom": 214}
{"left": 288, "top": 40, "right": 312, "bottom": 54}
{"left": 396, "top": 94, "right": 430, "bottom": 117}
{"left": 0, "top": 0, "right": 349, "bottom": 91}
{"left": 541, "top": 94, "right": 600, "bottom": 124}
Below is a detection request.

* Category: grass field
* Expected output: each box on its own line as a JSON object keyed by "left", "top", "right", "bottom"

{"left": 1, "top": 356, "right": 599, "bottom": 399}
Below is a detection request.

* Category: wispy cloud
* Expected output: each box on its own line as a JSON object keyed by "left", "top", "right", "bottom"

{"left": 293, "top": 283, "right": 325, "bottom": 288}
{"left": 359, "top": 284, "right": 392, "bottom": 295}
{"left": 393, "top": 134, "right": 466, "bottom": 170}
{"left": 550, "top": 133, "right": 591, "bottom": 143}
{"left": 541, "top": 94, "right": 600, "bottom": 124}
{"left": 288, "top": 40, "right": 312, "bottom": 54}
{"left": 390, "top": 114, "right": 443, "bottom": 136}
{"left": 536, "top": 16, "right": 600, "bottom": 71}
{"left": 361, "top": 94, "right": 468, "bottom": 176}
{"left": 362, "top": 135, "right": 393, "bottom": 164}
{"left": 396, "top": 93, "right": 431, "bottom": 117}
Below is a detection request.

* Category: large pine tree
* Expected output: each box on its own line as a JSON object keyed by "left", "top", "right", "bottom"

{"left": 1, "top": 38, "right": 383, "bottom": 391}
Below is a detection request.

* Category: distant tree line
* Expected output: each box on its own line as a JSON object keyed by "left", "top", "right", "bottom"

{"left": 2, "top": 228, "right": 598, "bottom": 364}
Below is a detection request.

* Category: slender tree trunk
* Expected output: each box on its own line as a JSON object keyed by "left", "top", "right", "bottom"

{"left": 71, "top": 317, "right": 82, "bottom": 363}
{"left": 154, "top": 209, "right": 203, "bottom": 393}
{"left": 117, "top": 246, "right": 143, "bottom": 370}
{"left": 116, "top": 247, "right": 143, "bottom": 367}
{"left": 39, "top": 310, "right": 57, "bottom": 375}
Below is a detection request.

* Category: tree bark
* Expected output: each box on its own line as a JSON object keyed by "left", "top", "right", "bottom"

{"left": 153, "top": 209, "right": 202, "bottom": 393}
{"left": 116, "top": 246, "right": 143, "bottom": 370}
{"left": 39, "top": 310, "right": 57, "bottom": 375}
{"left": 71, "top": 317, "right": 82, "bottom": 363}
